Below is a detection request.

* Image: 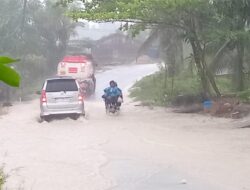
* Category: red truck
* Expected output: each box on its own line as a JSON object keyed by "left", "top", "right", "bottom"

{"left": 57, "top": 55, "right": 96, "bottom": 97}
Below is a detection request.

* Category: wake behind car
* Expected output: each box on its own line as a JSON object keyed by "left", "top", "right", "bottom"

{"left": 39, "top": 76, "right": 85, "bottom": 122}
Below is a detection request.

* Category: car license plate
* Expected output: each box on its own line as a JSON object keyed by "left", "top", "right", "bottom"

{"left": 56, "top": 97, "right": 70, "bottom": 102}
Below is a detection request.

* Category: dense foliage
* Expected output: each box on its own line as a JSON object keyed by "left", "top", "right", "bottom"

{"left": 0, "top": 0, "right": 75, "bottom": 101}
{"left": 70, "top": 0, "right": 250, "bottom": 98}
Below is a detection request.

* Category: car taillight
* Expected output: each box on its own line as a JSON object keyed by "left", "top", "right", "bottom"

{"left": 41, "top": 90, "right": 47, "bottom": 104}
{"left": 78, "top": 94, "right": 84, "bottom": 104}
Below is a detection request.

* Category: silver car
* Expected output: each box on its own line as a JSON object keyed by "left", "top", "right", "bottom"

{"left": 40, "top": 77, "right": 85, "bottom": 121}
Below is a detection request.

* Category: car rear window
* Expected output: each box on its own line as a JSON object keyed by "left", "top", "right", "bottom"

{"left": 46, "top": 79, "right": 78, "bottom": 92}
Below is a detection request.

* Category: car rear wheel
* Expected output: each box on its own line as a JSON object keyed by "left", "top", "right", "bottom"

{"left": 40, "top": 115, "right": 51, "bottom": 122}
{"left": 70, "top": 114, "right": 80, "bottom": 120}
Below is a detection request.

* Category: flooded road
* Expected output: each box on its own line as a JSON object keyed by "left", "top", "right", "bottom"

{"left": 0, "top": 64, "right": 250, "bottom": 190}
{"left": 95, "top": 63, "right": 159, "bottom": 98}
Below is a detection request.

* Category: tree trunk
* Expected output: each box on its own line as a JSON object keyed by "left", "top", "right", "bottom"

{"left": 201, "top": 48, "right": 221, "bottom": 97}
{"left": 236, "top": 41, "right": 244, "bottom": 91}
{"left": 189, "top": 31, "right": 221, "bottom": 97}
{"left": 20, "top": 0, "right": 27, "bottom": 37}
{"left": 190, "top": 39, "right": 210, "bottom": 97}
{"left": 187, "top": 16, "right": 221, "bottom": 98}
{"left": 164, "top": 65, "right": 168, "bottom": 92}
{"left": 206, "top": 68, "right": 221, "bottom": 97}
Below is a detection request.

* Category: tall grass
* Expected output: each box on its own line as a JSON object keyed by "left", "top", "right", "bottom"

{"left": 129, "top": 71, "right": 236, "bottom": 106}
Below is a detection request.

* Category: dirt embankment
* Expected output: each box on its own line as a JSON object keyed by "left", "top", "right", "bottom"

{"left": 171, "top": 95, "right": 250, "bottom": 120}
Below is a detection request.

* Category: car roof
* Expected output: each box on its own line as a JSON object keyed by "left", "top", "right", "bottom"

{"left": 45, "top": 76, "right": 75, "bottom": 81}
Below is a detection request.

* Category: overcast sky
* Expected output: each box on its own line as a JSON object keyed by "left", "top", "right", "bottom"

{"left": 65, "top": 1, "right": 121, "bottom": 40}
{"left": 71, "top": 22, "right": 121, "bottom": 40}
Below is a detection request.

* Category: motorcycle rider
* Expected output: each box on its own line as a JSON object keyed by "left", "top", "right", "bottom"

{"left": 114, "top": 82, "right": 123, "bottom": 107}
{"left": 102, "top": 80, "right": 122, "bottom": 109}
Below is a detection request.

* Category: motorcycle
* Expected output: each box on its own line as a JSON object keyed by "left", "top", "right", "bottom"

{"left": 104, "top": 96, "right": 123, "bottom": 115}
{"left": 106, "top": 102, "right": 120, "bottom": 114}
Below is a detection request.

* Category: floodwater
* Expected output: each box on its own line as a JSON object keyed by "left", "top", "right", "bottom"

{"left": 0, "top": 64, "right": 249, "bottom": 190}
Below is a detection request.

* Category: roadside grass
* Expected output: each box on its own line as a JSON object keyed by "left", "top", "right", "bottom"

{"left": 129, "top": 72, "right": 201, "bottom": 106}
{"left": 236, "top": 89, "right": 250, "bottom": 102}
{"left": 216, "top": 75, "right": 250, "bottom": 102}
{"left": 129, "top": 71, "right": 238, "bottom": 106}
{"left": 215, "top": 75, "right": 233, "bottom": 94}
{"left": 0, "top": 167, "right": 7, "bottom": 190}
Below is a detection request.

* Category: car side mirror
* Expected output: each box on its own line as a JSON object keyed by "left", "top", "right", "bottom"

{"left": 36, "top": 90, "right": 41, "bottom": 95}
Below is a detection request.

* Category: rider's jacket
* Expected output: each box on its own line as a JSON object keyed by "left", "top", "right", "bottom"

{"left": 104, "top": 87, "right": 121, "bottom": 97}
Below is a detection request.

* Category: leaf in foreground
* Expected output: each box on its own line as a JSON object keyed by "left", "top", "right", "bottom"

{"left": 0, "top": 57, "right": 19, "bottom": 65}
{"left": 0, "top": 64, "right": 20, "bottom": 87}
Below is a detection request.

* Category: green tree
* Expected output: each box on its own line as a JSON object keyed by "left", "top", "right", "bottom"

{"left": 33, "top": 0, "right": 76, "bottom": 71}
{"left": 212, "top": 0, "right": 250, "bottom": 91}
{"left": 0, "top": 0, "right": 75, "bottom": 101}
{"left": 70, "top": 0, "right": 221, "bottom": 97}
